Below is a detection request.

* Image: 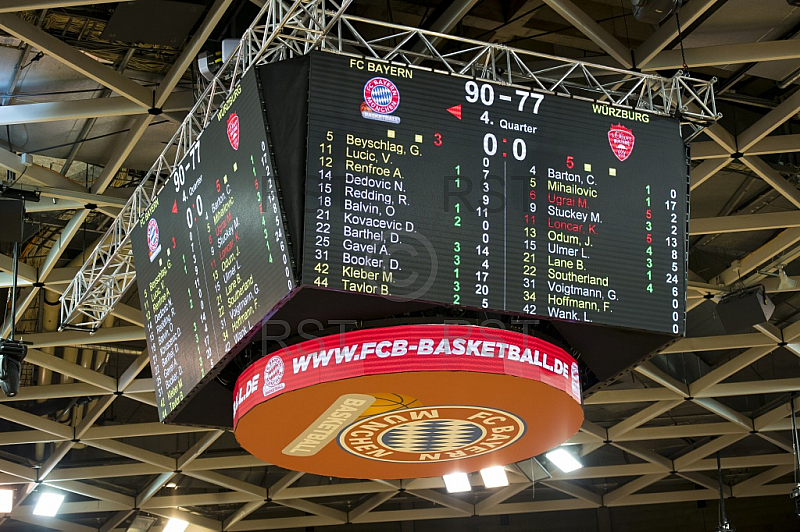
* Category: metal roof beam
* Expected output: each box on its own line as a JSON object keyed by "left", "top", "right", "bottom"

{"left": 588, "top": 377, "right": 800, "bottom": 404}
{"left": 23, "top": 326, "right": 145, "bottom": 348}
{"left": 24, "top": 348, "right": 117, "bottom": 390}
{"left": 607, "top": 400, "right": 683, "bottom": 440}
{"left": 690, "top": 158, "right": 730, "bottom": 190}
{"left": 541, "top": 0, "right": 632, "bottom": 68}
{"left": 0, "top": 0, "right": 118, "bottom": 11}
{"left": 701, "top": 122, "right": 738, "bottom": 154}
{"left": 0, "top": 14, "right": 151, "bottom": 107}
{"left": 672, "top": 433, "right": 747, "bottom": 470}
{"left": 0, "top": 92, "right": 193, "bottom": 126}
{"left": 154, "top": 0, "right": 235, "bottom": 108}
{"left": 738, "top": 86, "right": 800, "bottom": 151}
{"left": 634, "top": 361, "right": 690, "bottom": 397}
{"left": 84, "top": 438, "right": 174, "bottom": 470}
{"left": 0, "top": 253, "right": 37, "bottom": 282}
{"left": 2, "top": 208, "right": 88, "bottom": 337}
{"left": 733, "top": 464, "right": 796, "bottom": 496}
{"left": 754, "top": 396, "right": 800, "bottom": 431}
{"left": 742, "top": 156, "right": 800, "bottom": 208}
{"left": 711, "top": 227, "right": 800, "bottom": 286}
{"left": 690, "top": 210, "right": 800, "bottom": 235}
{"left": 603, "top": 474, "right": 668, "bottom": 505}
{"left": 661, "top": 332, "right": 771, "bottom": 353}
{"left": 634, "top": 0, "right": 721, "bottom": 68}
{"left": 0, "top": 147, "right": 86, "bottom": 193}
{"left": 645, "top": 40, "right": 800, "bottom": 70}
{"left": 610, "top": 442, "right": 673, "bottom": 471}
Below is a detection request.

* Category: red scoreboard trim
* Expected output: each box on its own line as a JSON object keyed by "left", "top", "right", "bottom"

{"left": 233, "top": 324, "right": 580, "bottom": 427}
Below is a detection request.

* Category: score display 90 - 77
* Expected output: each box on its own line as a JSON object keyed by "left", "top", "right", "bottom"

{"left": 302, "top": 52, "right": 687, "bottom": 335}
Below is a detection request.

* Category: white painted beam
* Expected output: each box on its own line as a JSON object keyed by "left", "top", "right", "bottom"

{"left": 542, "top": 0, "right": 632, "bottom": 68}
{"left": 690, "top": 211, "right": 800, "bottom": 235}
{"left": 690, "top": 158, "right": 730, "bottom": 189}
{"left": 742, "top": 156, "right": 800, "bottom": 208}
{"left": 0, "top": 92, "right": 193, "bottom": 125}
{"left": 0, "top": 0, "right": 118, "bottom": 12}
{"left": 661, "top": 332, "right": 772, "bottom": 353}
{"left": 634, "top": 0, "right": 720, "bottom": 67}
{"left": 0, "top": 253, "right": 37, "bottom": 281}
{"left": 645, "top": 40, "right": 800, "bottom": 70}
{"left": 23, "top": 326, "right": 144, "bottom": 348}
{"left": 0, "top": 14, "right": 151, "bottom": 107}
{"left": 24, "top": 348, "right": 117, "bottom": 390}
{"left": 607, "top": 400, "right": 683, "bottom": 440}
{"left": 0, "top": 147, "right": 86, "bottom": 192}
{"left": 155, "top": 0, "right": 235, "bottom": 107}
{"left": 712, "top": 227, "right": 800, "bottom": 286}
{"left": 738, "top": 87, "right": 800, "bottom": 151}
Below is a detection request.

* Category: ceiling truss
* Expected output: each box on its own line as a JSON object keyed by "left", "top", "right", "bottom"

{"left": 0, "top": 0, "right": 798, "bottom": 530}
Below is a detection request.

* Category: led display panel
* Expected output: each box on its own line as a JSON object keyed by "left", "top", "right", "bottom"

{"left": 131, "top": 69, "right": 294, "bottom": 421}
{"left": 302, "top": 53, "right": 688, "bottom": 335}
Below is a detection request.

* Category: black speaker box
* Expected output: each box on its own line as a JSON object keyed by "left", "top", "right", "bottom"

{"left": 715, "top": 286, "right": 774, "bottom": 334}
{"left": 0, "top": 199, "right": 23, "bottom": 243}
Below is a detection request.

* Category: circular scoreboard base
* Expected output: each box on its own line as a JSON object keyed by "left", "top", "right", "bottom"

{"left": 233, "top": 325, "right": 583, "bottom": 479}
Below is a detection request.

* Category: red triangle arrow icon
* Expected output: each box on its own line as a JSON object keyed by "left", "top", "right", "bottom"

{"left": 446, "top": 104, "right": 462, "bottom": 120}
{"left": 172, "top": 200, "right": 178, "bottom": 214}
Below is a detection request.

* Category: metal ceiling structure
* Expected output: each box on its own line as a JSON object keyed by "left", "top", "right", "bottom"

{"left": 0, "top": 0, "right": 797, "bottom": 531}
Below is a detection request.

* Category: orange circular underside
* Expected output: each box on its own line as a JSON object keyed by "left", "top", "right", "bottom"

{"left": 235, "top": 371, "right": 583, "bottom": 479}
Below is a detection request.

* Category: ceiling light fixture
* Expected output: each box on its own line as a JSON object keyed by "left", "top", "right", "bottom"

{"left": 163, "top": 517, "right": 189, "bottom": 532}
{"left": 442, "top": 472, "right": 471, "bottom": 493}
{"left": 779, "top": 267, "right": 797, "bottom": 290}
{"left": 0, "top": 489, "right": 12, "bottom": 513}
{"left": 480, "top": 466, "right": 509, "bottom": 488}
{"left": 545, "top": 448, "right": 583, "bottom": 473}
{"left": 757, "top": 266, "right": 797, "bottom": 291}
{"left": 32, "top": 492, "right": 64, "bottom": 517}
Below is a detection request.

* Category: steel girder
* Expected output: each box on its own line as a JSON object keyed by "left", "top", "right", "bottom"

{"left": 59, "top": 0, "right": 719, "bottom": 330}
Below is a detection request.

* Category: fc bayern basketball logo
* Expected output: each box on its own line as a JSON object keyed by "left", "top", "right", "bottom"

{"left": 571, "top": 362, "right": 581, "bottom": 401}
{"left": 146, "top": 218, "right": 161, "bottom": 262}
{"left": 338, "top": 405, "right": 525, "bottom": 463}
{"left": 263, "top": 355, "right": 285, "bottom": 397}
{"left": 363, "top": 77, "right": 400, "bottom": 114}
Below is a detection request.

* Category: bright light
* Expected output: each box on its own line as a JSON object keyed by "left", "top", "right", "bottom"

{"left": 32, "top": 492, "right": 64, "bottom": 517}
{"left": 163, "top": 517, "right": 189, "bottom": 532}
{"left": 0, "top": 489, "right": 12, "bottom": 513}
{"left": 546, "top": 448, "right": 583, "bottom": 473}
{"left": 480, "top": 466, "right": 509, "bottom": 488}
{"left": 443, "top": 472, "right": 471, "bottom": 493}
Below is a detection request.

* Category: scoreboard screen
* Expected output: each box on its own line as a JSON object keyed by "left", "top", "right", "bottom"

{"left": 302, "top": 53, "right": 687, "bottom": 335}
{"left": 132, "top": 69, "right": 294, "bottom": 421}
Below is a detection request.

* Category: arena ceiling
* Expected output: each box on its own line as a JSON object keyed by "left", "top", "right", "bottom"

{"left": 0, "top": 0, "right": 799, "bottom": 531}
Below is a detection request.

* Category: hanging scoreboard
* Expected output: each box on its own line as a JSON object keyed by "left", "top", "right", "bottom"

{"left": 131, "top": 69, "right": 294, "bottom": 421}
{"left": 302, "top": 53, "right": 688, "bottom": 335}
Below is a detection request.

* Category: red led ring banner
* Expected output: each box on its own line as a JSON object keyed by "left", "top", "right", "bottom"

{"left": 234, "top": 324, "right": 583, "bottom": 478}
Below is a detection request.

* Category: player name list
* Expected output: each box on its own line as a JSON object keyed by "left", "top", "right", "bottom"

{"left": 303, "top": 53, "right": 687, "bottom": 335}
{"left": 135, "top": 69, "right": 294, "bottom": 419}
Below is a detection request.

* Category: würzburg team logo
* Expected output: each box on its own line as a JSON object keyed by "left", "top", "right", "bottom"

{"left": 338, "top": 405, "right": 525, "bottom": 463}
{"left": 608, "top": 124, "right": 634, "bottom": 161}
{"left": 227, "top": 112, "right": 240, "bottom": 150}
{"left": 361, "top": 77, "right": 401, "bottom": 124}
{"left": 146, "top": 218, "right": 161, "bottom": 262}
